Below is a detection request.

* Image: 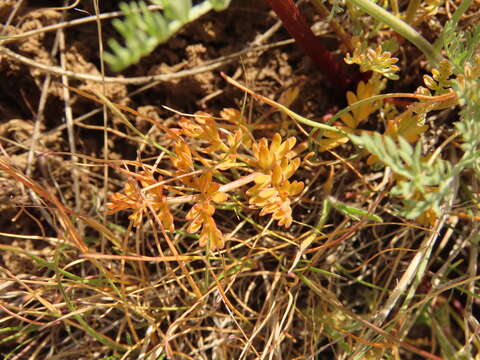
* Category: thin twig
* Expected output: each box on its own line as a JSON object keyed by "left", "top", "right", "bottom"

{"left": 0, "top": 39, "right": 294, "bottom": 84}
{"left": 59, "top": 9, "right": 81, "bottom": 214}
{"left": 366, "top": 175, "right": 459, "bottom": 331}
{"left": 0, "top": 0, "right": 26, "bottom": 36}
{"left": 93, "top": 0, "right": 110, "bottom": 254}
{"left": 0, "top": 5, "right": 164, "bottom": 45}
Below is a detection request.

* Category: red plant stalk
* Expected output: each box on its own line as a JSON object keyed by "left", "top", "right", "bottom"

{"left": 265, "top": 0, "right": 352, "bottom": 91}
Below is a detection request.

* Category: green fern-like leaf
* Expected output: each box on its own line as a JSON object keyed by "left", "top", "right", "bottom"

{"left": 440, "top": 7, "right": 480, "bottom": 171}
{"left": 443, "top": 20, "right": 480, "bottom": 73}
{"left": 162, "top": 0, "right": 192, "bottom": 22}
{"left": 454, "top": 77, "right": 480, "bottom": 170}
{"left": 350, "top": 132, "right": 452, "bottom": 219}
{"left": 104, "top": 0, "right": 230, "bottom": 71}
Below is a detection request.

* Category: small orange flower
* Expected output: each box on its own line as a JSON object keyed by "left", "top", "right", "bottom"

{"left": 106, "top": 171, "right": 174, "bottom": 232}
{"left": 247, "top": 133, "right": 304, "bottom": 228}
{"left": 185, "top": 170, "right": 228, "bottom": 250}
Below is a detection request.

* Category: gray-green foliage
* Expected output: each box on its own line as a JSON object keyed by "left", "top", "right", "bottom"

{"left": 104, "top": 0, "right": 231, "bottom": 71}
{"left": 442, "top": 2, "right": 480, "bottom": 172}
{"left": 349, "top": 133, "right": 452, "bottom": 218}
{"left": 443, "top": 20, "right": 480, "bottom": 74}
{"left": 349, "top": 15, "right": 480, "bottom": 220}
{"left": 454, "top": 77, "right": 480, "bottom": 175}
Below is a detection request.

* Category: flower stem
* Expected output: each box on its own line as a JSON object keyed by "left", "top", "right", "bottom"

{"left": 167, "top": 172, "right": 261, "bottom": 205}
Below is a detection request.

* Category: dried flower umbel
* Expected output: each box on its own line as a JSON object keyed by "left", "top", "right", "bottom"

{"left": 107, "top": 111, "right": 304, "bottom": 250}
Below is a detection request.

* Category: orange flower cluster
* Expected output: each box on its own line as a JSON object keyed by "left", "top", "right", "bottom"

{"left": 247, "top": 133, "right": 304, "bottom": 228}
{"left": 107, "top": 112, "right": 304, "bottom": 250}
{"left": 106, "top": 171, "right": 174, "bottom": 232}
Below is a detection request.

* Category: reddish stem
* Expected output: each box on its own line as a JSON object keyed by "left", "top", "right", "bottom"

{"left": 265, "top": 0, "right": 352, "bottom": 92}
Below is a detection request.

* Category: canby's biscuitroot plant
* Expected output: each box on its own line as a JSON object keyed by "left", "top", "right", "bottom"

{"left": 4, "top": 1, "right": 477, "bottom": 359}
{"left": 106, "top": 110, "right": 304, "bottom": 249}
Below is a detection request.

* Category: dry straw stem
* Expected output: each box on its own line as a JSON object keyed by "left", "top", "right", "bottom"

{"left": 0, "top": 157, "right": 88, "bottom": 253}
{"left": 0, "top": 4, "right": 294, "bottom": 86}
{"left": 222, "top": 72, "right": 458, "bottom": 135}
{"left": 353, "top": 176, "right": 459, "bottom": 357}
{"left": 299, "top": 275, "right": 446, "bottom": 360}
{"left": 0, "top": 5, "right": 164, "bottom": 45}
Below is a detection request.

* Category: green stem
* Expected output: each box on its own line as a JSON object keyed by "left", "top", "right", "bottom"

{"left": 448, "top": 0, "right": 474, "bottom": 25}
{"left": 347, "top": 0, "right": 442, "bottom": 64}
